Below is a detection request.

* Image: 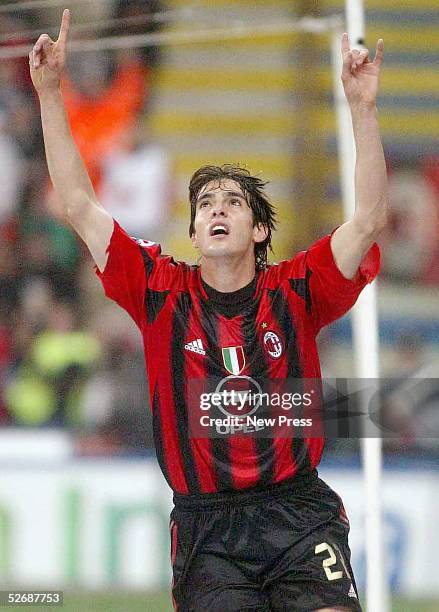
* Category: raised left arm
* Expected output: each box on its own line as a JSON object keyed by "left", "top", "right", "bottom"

{"left": 331, "top": 33, "right": 388, "bottom": 279}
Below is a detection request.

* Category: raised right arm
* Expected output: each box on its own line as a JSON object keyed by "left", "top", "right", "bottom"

{"left": 29, "top": 9, "right": 113, "bottom": 272}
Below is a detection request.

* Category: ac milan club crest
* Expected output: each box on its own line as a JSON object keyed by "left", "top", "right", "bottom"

{"left": 263, "top": 331, "right": 283, "bottom": 359}
{"left": 222, "top": 346, "right": 246, "bottom": 375}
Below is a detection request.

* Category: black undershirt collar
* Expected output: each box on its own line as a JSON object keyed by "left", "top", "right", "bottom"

{"left": 201, "top": 274, "right": 258, "bottom": 318}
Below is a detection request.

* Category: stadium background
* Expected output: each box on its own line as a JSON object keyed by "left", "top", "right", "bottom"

{"left": 0, "top": 0, "right": 438, "bottom": 610}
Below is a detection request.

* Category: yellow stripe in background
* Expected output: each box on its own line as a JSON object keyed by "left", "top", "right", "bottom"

{"left": 309, "top": 109, "right": 439, "bottom": 140}
{"left": 155, "top": 68, "right": 295, "bottom": 92}
{"left": 156, "top": 65, "right": 439, "bottom": 96}
{"left": 155, "top": 108, "right": 439, "bottom": 140}
{"left": 326, "top": 0, "right": 437, "bottom": 10}
{"left": 314, "top": 67, "right": 439, "bottom": 97}
{"left": 366, "top": 27, "right": 439, "bottom": 52}
{"left": 379, "top": 69, "right": 439, "bottom": 96}
{"left": 171, "top": 0, "right": 293, "bottom": 7}
{"left": 154, "top": 112, "right": 295, "bottom": 136}
{"left": 174, "top": 156, "right": 294, "bottom": 181}
{"left": 154, "top": 25, "right": 439, "bottom": 55}
{"left": 171, "top": 0, "right": 437, "bottom": 8}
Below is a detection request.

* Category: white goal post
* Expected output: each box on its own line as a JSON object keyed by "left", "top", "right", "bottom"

{"left": 332, "top": 1, "right": 388, "bottom": 610}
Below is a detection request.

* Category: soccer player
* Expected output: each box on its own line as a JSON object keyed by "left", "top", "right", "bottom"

{"left": 30, "top": 9, "right": 387, "bottom": 612}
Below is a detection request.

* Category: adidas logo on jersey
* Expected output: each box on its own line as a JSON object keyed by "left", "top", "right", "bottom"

{"left": 184, "top": 339, "right": 206, "bottom": 355}
{"left": 348, "top": 583, "right": 357, "bottom": 599}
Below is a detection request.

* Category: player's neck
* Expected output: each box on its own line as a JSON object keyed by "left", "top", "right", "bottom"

{"left": 200, "top": 255, "right": 256, "bottom": 293}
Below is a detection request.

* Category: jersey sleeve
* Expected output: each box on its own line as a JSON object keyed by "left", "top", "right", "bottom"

{"left": 273, "top": 230, "right": 380, "bottom": 332}
{"left": 95, "top": 220, "right": 165, "bottom": 328}
{"left": 304, "top": 232, "right": 380, "bottom": 330}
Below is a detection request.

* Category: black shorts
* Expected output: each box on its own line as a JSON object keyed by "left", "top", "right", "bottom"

{"left": 170, "top": 473, "right": 362, "bottom": 612}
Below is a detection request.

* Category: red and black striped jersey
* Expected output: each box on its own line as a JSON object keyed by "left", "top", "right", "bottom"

{"left": 96, "top": 220, "right": 379, "bottom": 495}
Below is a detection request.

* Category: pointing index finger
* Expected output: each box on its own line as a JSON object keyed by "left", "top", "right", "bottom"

{"left": 57, "top": 8, "right": 70, "bottom": 46}
{"left": 341, "top": 32, "right": 350, "bottom": 55}
{"left": 373, "top": 38, "right": 384, "bottom": 66}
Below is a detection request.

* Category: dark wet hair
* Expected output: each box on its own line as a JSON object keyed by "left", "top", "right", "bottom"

{"left": 188, "top": 164, "right": 277, "bottom": 270}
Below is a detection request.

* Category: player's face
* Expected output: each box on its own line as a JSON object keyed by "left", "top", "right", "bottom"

{"left": 191, "top": 179, "right": 267, "bottom": 262}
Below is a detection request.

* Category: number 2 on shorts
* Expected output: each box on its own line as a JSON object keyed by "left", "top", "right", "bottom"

{"left": 315, "top": 542, "right": 344, "bottom": 581}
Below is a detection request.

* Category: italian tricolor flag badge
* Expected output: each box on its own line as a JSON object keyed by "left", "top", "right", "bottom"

{"left": 222, "top": 346, "right": 245, "bottom": 375}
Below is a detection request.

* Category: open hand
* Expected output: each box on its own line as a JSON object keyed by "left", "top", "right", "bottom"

{"left": 341, "top": 32, "right": 384, "bottom": 108}
{"left": 29, "top": 8, "right": 70, "bottom": 94}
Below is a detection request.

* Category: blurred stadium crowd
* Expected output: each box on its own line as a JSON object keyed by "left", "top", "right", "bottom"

{"left": 1, "top": 0, "right": 439, "bottom": 457}
{"left": 0, "top": 1, "right": 168, "bottom": 452}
